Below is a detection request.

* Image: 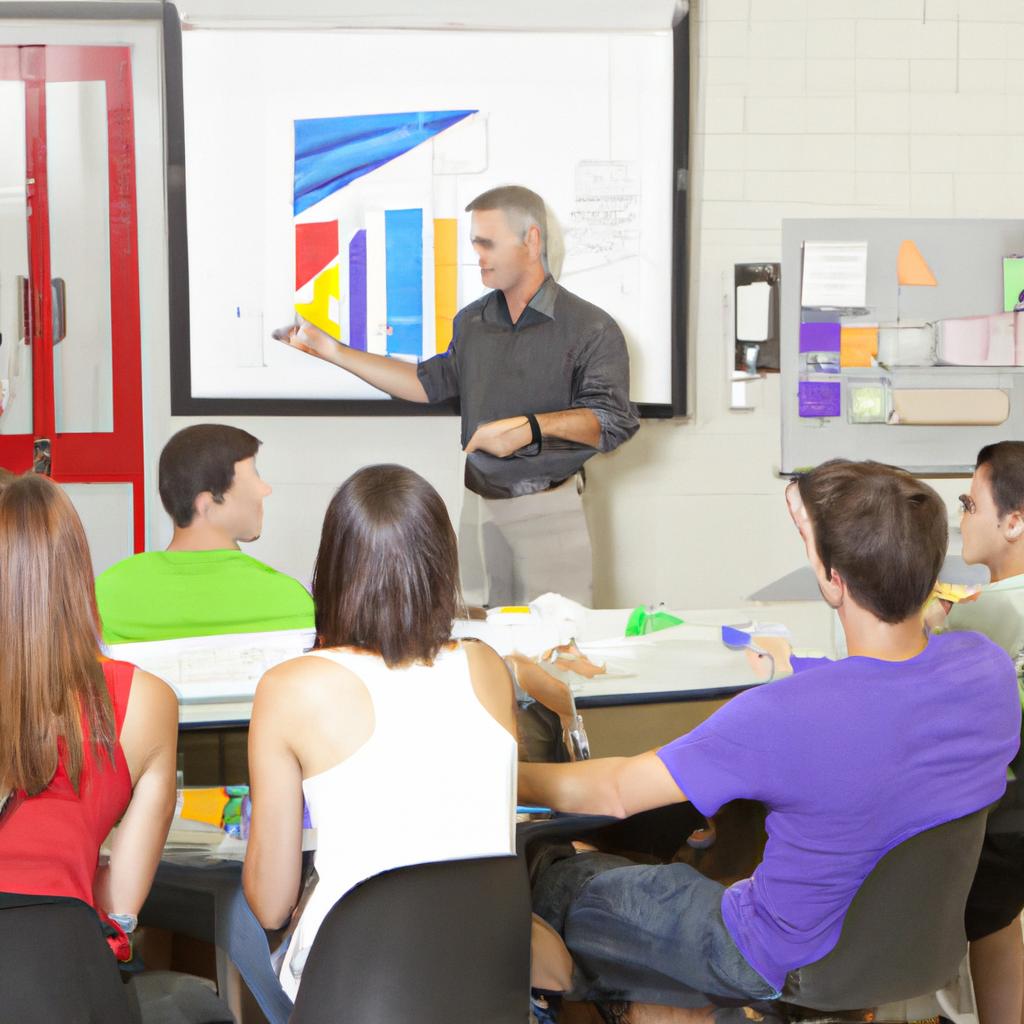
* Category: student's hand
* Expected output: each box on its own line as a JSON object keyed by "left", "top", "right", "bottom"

{"left": 745, "top": 636, "right": 793, "bottom": 679}
{"left": 273, "top": 319, "right": 342, "bottom": 362}
{"left": 464, "top": 416, "right": 532, "bottom": 457}
{"left": 924, "top": 597, "right": 952, "bottom": 631}
{"left": 545, "top": 642, "right": 605, "bottom": 678}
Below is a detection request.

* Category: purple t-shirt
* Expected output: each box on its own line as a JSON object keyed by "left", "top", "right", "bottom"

{"left": 657, "top": 631, "right": 1021, "bottom": 989}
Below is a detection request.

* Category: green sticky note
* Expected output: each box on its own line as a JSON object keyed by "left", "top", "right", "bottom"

{"left": 1003, "top": 257, "right": 1024, "bottom": 312}
{"left": 850, "top": 385, "right": 886, "bottom": 423}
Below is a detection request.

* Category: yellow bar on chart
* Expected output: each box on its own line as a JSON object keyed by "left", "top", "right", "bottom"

{"left": 434, "top": 218, "right": 458, "bottom": 353}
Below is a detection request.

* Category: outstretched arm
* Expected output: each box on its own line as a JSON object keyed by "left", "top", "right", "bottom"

{"left": 277, "top": 321, "right": 429, "bottom": 403}
{"left": 518, "top": 750, "right": 687, "bottom": 819}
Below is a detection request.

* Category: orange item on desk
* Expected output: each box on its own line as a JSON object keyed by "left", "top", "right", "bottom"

{"left": 180, "top": 788, "right": 229, "bottom": 827}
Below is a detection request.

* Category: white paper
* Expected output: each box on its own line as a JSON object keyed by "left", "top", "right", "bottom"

{"left": 736, "top": 280, "right": 771, "bottom": 342}
{"left": 801, "top": 241, "right": 868, "bottom": 309}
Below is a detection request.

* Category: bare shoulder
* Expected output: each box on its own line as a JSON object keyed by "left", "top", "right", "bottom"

{"left": 254, "top": 652, "right": 373, "bottom": 720}
{"left": 460, "top": 640, "right": 516, "bottom": 735}
{"left": 125, "top": 668, "right": 178, "bottom": 729}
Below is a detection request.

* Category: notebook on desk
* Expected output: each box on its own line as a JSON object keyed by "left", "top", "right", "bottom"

{"left": 108, "top": 628, "right": 318, "bottom": 704}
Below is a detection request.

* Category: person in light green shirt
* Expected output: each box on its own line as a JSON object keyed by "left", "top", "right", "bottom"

{"left": 932, "top": 441, "right": 1024, "bottom": 1024}
{"left": 96, "top": 424, "right": 314, "bottom": 645}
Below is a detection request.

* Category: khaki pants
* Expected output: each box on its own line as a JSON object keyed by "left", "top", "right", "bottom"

{"left": 458, "top": 475, "right": 593, "bottom": 607}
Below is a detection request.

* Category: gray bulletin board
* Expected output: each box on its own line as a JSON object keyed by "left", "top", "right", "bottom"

{"left": 781, "top": 218, "right": 1024, "bottom": 475}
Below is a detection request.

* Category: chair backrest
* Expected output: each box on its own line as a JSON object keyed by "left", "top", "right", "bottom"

{"left": 0, "top": 900, "right": 139, "bottom": 1023}
{"left": 288, "top": 855, "right": 532, "bottom": 1024}
{"left": 782, "top": 806, "right": 990, "bottom": 1011}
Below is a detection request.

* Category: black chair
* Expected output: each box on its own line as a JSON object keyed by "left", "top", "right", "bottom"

{"left": 520, "top": 804, "right": 991, "bottom": 1019}
{"left": 288, "top": 855, "right": 532, "bottom": 1024}
{"left": 782, "top": 806, "right": 990, "bottom": 1013}
{"left": 0, "top": 900, "right": 140, "bottom": 1024}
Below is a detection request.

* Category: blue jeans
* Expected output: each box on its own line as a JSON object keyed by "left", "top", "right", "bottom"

{"left": 533, "top": 851, "right": 781, "bottom": 1010}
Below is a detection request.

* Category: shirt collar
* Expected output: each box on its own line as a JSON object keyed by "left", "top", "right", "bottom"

{"left": 483, "top": 274, "right": 557, "bottom": 329}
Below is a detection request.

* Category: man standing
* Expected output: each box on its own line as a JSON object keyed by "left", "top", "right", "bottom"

{"left": 280, "top": 186, "right": 638, "bottom": 606}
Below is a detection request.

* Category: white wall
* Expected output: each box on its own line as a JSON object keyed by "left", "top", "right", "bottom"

{"left": 139, "top": 0, "right": 1020, "bottom": 607}
{"left": 16, "top": 3, "right": 1010, "bottom": 615}
{"left": 581, "top": 0, "right": 1019, "bottom": 610}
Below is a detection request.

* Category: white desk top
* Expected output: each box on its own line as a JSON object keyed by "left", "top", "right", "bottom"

{"left": 110, "top": 600, "right": 835, "bottom": 728}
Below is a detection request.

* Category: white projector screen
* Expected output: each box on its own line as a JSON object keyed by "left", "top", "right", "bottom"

{"left": 180, "top": 27, "right": 675, "bottom": 408}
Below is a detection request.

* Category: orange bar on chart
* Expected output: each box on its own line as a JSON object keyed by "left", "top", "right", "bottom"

{"left": 434, "top": 218, "right": 458, "bottom": 353}
{"left": 840, "top": 326, "right": 878, "bottom": 368}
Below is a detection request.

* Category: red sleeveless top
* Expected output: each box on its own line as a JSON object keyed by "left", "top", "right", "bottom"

{"left": 0, "top": 659, "right": 134, "bottom": 906}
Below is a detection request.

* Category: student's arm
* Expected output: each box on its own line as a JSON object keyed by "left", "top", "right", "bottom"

{"left": 93, "top": 669, "right": 178, "bottom": 917}
{"left": 278, "top": 321, "right": 429, "bottom": 403}
{"left": 463, "top": 640, "right": 518, "bottom": 738}
{"left": 518, "top": 751, "right": 687, "bottom": 819}
{"left": 242, "top": 664, "right": 307, "bottom": 930}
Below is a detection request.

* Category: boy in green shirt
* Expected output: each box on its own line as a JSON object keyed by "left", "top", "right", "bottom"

{"left": 96, "top": 424, "right": 314, "bottom": 645}
{"left": 931, "top": 441, "right": 1024, "bottom": 1024}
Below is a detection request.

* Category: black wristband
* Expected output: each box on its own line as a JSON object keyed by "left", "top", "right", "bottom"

{"left": 525, "top": 413, "right": 542, "bottom": 453}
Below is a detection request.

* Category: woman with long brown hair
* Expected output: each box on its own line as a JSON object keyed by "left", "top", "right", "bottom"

{"left": 243, "top": 464, "right": 519, "bottom": 1001}
{"left": 0, "top": 473, "right": 178, "bottom": 1020}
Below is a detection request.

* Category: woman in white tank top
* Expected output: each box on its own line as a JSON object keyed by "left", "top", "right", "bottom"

{"left": 242, "top": 465, "right": 519, "bottom": 1001}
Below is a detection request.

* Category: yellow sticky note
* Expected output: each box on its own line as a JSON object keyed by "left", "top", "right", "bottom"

{"left": 897, "top": 240, "right": 937, "bottom": 287}
{"left": 840, "top": 326, "right": 878, "bottom": 368}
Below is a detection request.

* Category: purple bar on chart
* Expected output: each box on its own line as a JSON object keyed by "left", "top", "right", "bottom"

{"left": 349, "top": 229, "right": 367, "bottom": 351}
{"left": 798, "top": 380, "right": 841, "bottom": 418}
{"left": 384, "top": 208, "right": 424, "bottom": 357}
{"left": 799, "top": 321, "right": 841, "bottom": 353}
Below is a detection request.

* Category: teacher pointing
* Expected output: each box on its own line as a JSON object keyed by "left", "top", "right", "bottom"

{"left": 279, "top": 185, "right": 639, "bottom": 607}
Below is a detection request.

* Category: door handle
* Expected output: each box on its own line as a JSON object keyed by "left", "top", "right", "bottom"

{"left": 17, "top": 275, "right": 30, "bottom": 344}
{"left": 51, "top": 277, "right": 67, "bottom": 344}
{"left": 33, "top": 437, "right": 51, "bottom": 476}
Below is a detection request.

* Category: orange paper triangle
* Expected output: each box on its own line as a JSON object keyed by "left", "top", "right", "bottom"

{"left": 897, "top": 240, "right": 937, "bottom": 286}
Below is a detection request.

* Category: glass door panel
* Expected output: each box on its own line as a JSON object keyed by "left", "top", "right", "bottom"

{"left": 0, "top": 69, "right": 33, "bottom": 462}
{"left": 47, "top": 79, "right": 114, "bottom": 434}
{"left": 61, "top": 482, "right": 133, "bottom": 575}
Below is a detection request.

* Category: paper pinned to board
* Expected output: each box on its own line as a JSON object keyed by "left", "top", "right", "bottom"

{"left": 840, "top": 325, "right": 879, "bottom": 368}
{"left": 897, "top": 239, "right": 937, "bottom": 287}
{"left": 801, "top": 241, "right": 868, "bottom": 309}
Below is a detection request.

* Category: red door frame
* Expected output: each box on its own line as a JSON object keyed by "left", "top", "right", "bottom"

{"left": 0, "top": 44, "right": 145, "bottom": 550}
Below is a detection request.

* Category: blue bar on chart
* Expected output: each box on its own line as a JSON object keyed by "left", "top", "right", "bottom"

{"left": 384, "top": 208, "right": 424, "bottom": 357}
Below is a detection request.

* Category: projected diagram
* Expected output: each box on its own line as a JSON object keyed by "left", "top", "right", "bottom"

{"left": 291, "top": 109, "right": 478, "bottom": 362}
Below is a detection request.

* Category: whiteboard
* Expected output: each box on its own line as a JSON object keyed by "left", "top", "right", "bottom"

{"left": 181, "top": 29, "right": 674, "bottom": 406}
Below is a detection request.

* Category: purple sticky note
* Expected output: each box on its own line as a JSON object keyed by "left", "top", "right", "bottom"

{"left": 798, "top": 380, "right": 841, "bottom": 418}
{"left": 799, "top": 321, "right": 841, "bottom": 353}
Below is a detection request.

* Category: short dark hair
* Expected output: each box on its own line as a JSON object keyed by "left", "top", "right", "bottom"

{"left": 312, "top": 464, "right": 461, "bottom": 667}
{"left": 797, "top": 460, "right": 947, "bottom": 624}
{"left": 159, "top": 424, "right": 261, "bottom": 528}
{"left": 465, "top": 184, "right": 548, "bottom": 259}
{"left": 976, "top": 442, "right": 1024, "bottom": 518}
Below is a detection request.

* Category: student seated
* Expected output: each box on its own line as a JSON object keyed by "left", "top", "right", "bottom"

{"left": 242, "top": 464, "right": 519, "bottom": 1001}
{"left": 520, "top": 460, "right": 1021, "bottom": 1024}
{"left": 96, "top": 423, "right": 314, "bottom": 644}
{"left": 928, "top": 441, "right": 1024, "bottom": 1024}
{"left": 0, "top": 474, "right": 178, "bottom": 1011}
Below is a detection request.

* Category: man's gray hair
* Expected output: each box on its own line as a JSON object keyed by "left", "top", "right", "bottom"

{"left": 465, "top": 185, "right": 548, "bottom": 267}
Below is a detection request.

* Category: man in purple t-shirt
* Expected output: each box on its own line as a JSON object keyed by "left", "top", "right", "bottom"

{"left": 521, "top": 460, "right": 1021, "bottom": 1024}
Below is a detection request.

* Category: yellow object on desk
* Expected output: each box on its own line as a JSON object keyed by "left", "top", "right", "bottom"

{"left": 180, "top": 788, "right": 229, "bottom": 827}
{"left": 932, "top": 581, "right": 982, "bottom": 605}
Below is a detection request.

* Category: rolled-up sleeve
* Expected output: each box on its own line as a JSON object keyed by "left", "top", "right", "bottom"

{"left": 572, "top": 320, "right": 640, "bottom": 452}
{"left": 416, "top": 336, "right": 460, "bottom": 404}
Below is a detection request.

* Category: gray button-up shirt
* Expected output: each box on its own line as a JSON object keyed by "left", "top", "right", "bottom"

{"left": 417, "top": 276, "right": 640, "bottom": 499}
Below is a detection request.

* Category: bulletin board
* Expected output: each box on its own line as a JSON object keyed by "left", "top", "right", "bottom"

{"left": 166, "top": 20, "right": 688, "bottom": 416}
{"left": 781, "top": 218, "right": 1024, "bottom": 475}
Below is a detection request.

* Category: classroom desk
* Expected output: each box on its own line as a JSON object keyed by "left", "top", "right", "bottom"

{"left": 144, "top": 600, "right": 833, "bottom": 1020}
